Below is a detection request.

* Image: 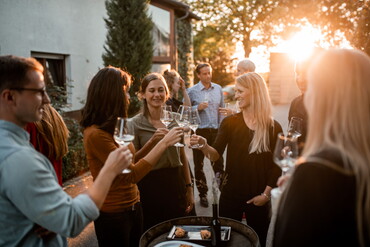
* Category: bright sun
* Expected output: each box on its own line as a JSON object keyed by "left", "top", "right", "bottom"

{"left": 276, "top": 25, "right": 322, "bottom": 62}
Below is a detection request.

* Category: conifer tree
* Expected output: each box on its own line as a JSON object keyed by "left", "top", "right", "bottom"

{"left": 103, "top": 0, "right": 153, "bottom": 116}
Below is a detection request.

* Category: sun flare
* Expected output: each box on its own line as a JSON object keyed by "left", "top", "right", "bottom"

{"left": 275, "top": 25, "right": 322, "bottom": 62}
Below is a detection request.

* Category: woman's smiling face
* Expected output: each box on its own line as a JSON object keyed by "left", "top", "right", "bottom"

{"left": 143, "top": 79, "right": 168, "bottom": 108}
{"left": 234, "top": 82, "right": 251, "bottom": 109}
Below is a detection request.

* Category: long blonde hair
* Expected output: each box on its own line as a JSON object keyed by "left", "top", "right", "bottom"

{"left": 236, "top": 72, "right": 274, "bottom": 153}
{"left": 34, "top": 104, "right": 69, "bottom": 160}
{"left": 304, "top": 49, "right": 370, "bottom": 246}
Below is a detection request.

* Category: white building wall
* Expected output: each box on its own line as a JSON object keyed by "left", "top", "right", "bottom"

{"left": 0, "top": 0, "right": 107, "bottom": 110}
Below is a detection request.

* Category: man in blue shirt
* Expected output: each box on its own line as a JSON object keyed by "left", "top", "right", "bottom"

{"left": 0, "top": 55, "right": 132, "bottom": 246}
{"left": 188, "top": 63, "right": 225, "bottom": 207}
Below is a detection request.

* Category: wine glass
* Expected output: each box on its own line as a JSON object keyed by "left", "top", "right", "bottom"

{"left": 114, "top": 117, "right": 134, "bottom": 174}
{"left": 273, "top": 132, "right": 298, "bottom": 176}
{"left": 160, "top": 105, "right": 173, "bottom": 128}
{"left": 287, "top": 117, "right": 302, "bottom": 138}
{"left": 189, "top": 109, "right": 203, "bottom": 149}
{"left": 173, "top": 105, "right": 190, "bottom": 147}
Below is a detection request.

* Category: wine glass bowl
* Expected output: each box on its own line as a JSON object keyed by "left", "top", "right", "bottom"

{"left": 114, "top": 117, "right": 134, "bottom": 173}
{"left": 160, "top": 105, "right": 173, "bottom": 128}
{"left": 173, "top": 106, "right": 190, "bottom": 147}
{"left": 189, "top": 109, "right": 203, "bottom": 149}
{"left": 287, "top": 117, "right": 303, "bottom": 138}
{"left": 273, "top": 132, "right": 298, "bottom": 176}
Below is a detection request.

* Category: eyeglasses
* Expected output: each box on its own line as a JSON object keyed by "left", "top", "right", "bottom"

{"left": 10, "top": 87, "right": 48, "bottom": 97}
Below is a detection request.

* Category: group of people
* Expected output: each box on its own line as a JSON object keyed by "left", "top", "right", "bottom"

{"left": 0, "top": 48, "right": 370, "bottom": 247}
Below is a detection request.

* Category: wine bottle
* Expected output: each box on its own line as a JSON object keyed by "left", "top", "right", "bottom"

{"left": 211, "top": 203, "right": 221, "bottom": 246}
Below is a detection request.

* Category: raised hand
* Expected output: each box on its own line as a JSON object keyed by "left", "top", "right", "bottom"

{"left": 105, "top": 146, "right": 133, "bottom": 174}
{"left": 198, "top": 102, "right": 208, "bottom": 111}
{"left": 160, "top": 127, "right": 183, "bottom": 147}
{"left": 190, "top": 134, "right": 207, "bottom": 148}
{"left": 150, "top": 128, "right": 169, "bottom": 145}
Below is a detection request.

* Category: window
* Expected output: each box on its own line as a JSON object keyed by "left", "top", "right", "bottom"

{"left": 149, "top": 3, "right": 175, "bottom": 71}
{"left": 150, "top": 5, "right": 170, "bottom": 57}
{"left": 31, "top": 52, "right": 67, "bottom": 104}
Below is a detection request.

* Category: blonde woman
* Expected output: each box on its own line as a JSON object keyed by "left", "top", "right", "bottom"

{"left": 190, "top": 72, "right": 282, "bottom": 246}
{"left": 273, "top": 49, "right": 370, "bottom": 246}
{"left": 26, "top": 104, "right": 69, "bottom": 185}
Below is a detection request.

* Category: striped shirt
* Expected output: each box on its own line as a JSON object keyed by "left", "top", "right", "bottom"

{"left": 187, "top": 82, "right": 225, "bottom": 129}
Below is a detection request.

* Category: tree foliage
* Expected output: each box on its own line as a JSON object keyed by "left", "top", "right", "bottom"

{"left": 189, "top": 0, "right": 370, "bottom": 57}
{"left": 189, "top": 0, "right": 283, "bottom": 57}
{"left": 193, "top": 25, "right": 235, "bottom": 86}
{"left": 273, "top": 0, "right": 368, "bottom": 49}
{"left": 102, "top": 0, "right": 153, "bottom": 116}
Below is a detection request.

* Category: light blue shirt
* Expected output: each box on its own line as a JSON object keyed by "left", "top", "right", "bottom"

{"left": 0, "top": 120, "right": 99, "bottom": 247}
{"left": 187, "top": 82, "right": 224, "bottom": 129}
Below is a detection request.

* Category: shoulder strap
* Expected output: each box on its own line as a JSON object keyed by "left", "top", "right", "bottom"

{"left": 305, "top": 156, "right": 354, "bottom": 176}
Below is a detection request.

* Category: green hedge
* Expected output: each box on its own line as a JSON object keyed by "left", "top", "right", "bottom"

{"left": 62, "top": 118, "right": 89, "bottom": 182}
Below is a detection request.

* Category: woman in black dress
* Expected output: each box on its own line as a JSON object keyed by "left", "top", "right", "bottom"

{"left": 273, "top": 49, "right": 370, "bottom": 246}
{"left": 190, "top": 72, "right": 282, "bottom": 246}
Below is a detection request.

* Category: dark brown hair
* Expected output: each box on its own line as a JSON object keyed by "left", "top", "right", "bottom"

{"left": 0, "top": 55, "right": 44, "bottom": 92}
{"left": 195, "top": 63, "right": 211, "bottom": 74}
{"left": 80, "top": 66, "right": 131, "bottom": 134}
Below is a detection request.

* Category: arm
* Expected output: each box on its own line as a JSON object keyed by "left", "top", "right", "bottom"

{"left": 180, "top": 77, "right": 191, "bottom": 107}
{"left": 134, "top": 128, "right": 169, "bottom": 162}
{"left": 141, "top": 127, "right": 183, "bottom": 166}
{"left": 85, "top": 146, "right": 132, "bottom": 209}
{"left": 3, "top": 147, "right": 130, "bottom": 237}
{"left": 124, "top": 128, "right": 184, "bottom": 184}
{"left": 190, "top": 135, "right": 220, "bottom": 161}
{"left": 179, "top": 147, "right": 194, "bottom": 213}
{"left": 246, "top": 185, "right": 273, "bottom": 206}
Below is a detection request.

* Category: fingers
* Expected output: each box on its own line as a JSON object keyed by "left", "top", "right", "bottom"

{"left": 163, "top": 127, "right": 183, "bottom": 146}
{"left": 277, "top": 174, "right": 291, "bottom": 187}
{"left": 116, "top": 146, "right": 133, "bottom": 168}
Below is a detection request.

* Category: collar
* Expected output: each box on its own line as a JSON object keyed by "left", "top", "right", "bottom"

{"left": 198, "top": 81, "right": 214, "bottom": 91}
{"left": 0, "top": 120, "right": 30, "bottom": 141}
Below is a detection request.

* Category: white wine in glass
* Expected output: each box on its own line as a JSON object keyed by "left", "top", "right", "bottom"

{"left": 173, "top": 105, "right": 190, "bottom": 147}
{"left": 160, "top": 105, "right": 173, "bottom": 128}
{"left": 189, "top": 109, "right": 203, "bottom": 149}
{"left": 114, "top": 117, "right": 134, "bottom": 173}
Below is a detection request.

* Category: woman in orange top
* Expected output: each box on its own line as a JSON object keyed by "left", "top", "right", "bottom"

{"left": 80, "top": 67, "right": 183, "bottom": 247}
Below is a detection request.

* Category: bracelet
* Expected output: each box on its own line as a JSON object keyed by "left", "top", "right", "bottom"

{"left": 261, "top": 192, "right": 270, "bottom": 200}
{"left": 185, "top": 183, "right": 194, "bottom": 188}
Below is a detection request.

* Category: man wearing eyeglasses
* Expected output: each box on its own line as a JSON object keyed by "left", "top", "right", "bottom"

{"left": 0, "top": 55, "right": 132, "bottom": 246}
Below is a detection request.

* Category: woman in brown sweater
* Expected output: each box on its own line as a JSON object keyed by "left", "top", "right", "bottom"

{"left": 80, "top": 67, "right": 183, "bottom": 247}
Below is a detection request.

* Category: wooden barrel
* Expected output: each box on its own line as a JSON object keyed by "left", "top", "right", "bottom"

{"left": 140, "top": 216, "right": 260, "bottom": 247}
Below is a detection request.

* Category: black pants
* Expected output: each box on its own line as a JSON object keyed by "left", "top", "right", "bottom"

{"left": 138, "top": 166, "right": 188, "bottom": 231}
{"left": 192, "top": 128, "right": 224, "bottom": 197}
{"left": 219, "top": 195, "right": 271, "bottom": 247}
{"left": 94, "top": 202, "right": 143, "bottom": 247}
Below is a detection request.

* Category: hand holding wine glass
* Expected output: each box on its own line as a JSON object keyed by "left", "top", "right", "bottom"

{"left": 287, "top": 117, "right": 303, "bottom": 138}
{"left": 173, "top": 105, "right": 190, "bottom": 147}
{"left": 189, "top": 109, "right": 203, "bottom": 149}
{"left": 114, "top": 117, "right": 134, "bottom": 173}
{"left": 273, "top": 132, "right": 299, "bottom": 176}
